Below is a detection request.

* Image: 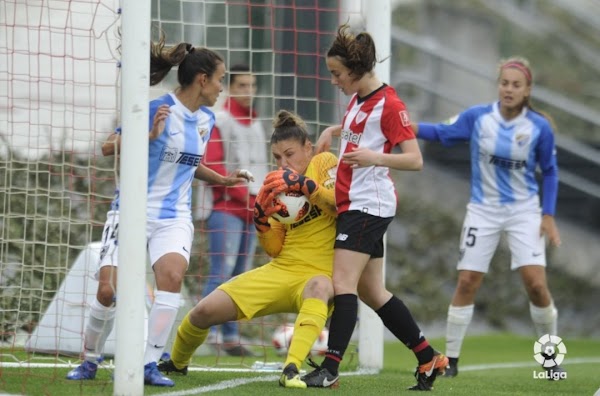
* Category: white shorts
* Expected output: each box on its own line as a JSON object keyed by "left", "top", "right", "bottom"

{"left": 97, "top": 211, "right": 193, "bottom": 273}
{"left": 457, "top": 198, "right": 546, "bottom": 273}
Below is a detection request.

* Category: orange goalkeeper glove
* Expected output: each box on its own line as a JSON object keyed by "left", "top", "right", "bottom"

{"left": 263, "top": 168, "right": 318, "bottom": 198}
{"left": 253, "top": 185, "right": 283, "bottom": 233}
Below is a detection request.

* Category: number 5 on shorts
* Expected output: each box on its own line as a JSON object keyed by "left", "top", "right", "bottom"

{"left": 463, "top": 226, "right": 478, "bottom": 247}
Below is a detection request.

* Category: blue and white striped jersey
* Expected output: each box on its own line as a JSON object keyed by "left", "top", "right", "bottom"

{"left": 418, "top": 102, "right": 558, "bottom": 215}
{"left": 112, "top": 93, "right": 215, "bottom": 220}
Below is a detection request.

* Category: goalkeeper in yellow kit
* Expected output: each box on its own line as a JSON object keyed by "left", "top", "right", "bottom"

{"left": 158, "top": 109, "right": 338, "bottom": 388}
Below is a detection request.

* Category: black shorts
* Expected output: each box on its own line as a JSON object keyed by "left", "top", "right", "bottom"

{"left": 334, "top": 210, "right": 394, "bottom": 258}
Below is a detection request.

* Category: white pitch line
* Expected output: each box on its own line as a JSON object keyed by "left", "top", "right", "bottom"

{"left": 154, "top": 375, "right": 280, "bottom": 396}
{"left": 153, "top": 357, "right": 600, "bottom": 396}
{"left": 459, "top": 357, "right": 600, "bottom": 371}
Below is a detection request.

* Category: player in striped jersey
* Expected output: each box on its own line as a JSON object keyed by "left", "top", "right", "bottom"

{"left": 66, "top": 38, "right": 250, "bottom": 387}
{"left": 158, "top": 110, "right": 339, "bottom": 388}
{"left": 412, "top": 57, "right": 563, "bottom": 379}
{"left": 302, "top": 24, "right": 448, "bottom": 391}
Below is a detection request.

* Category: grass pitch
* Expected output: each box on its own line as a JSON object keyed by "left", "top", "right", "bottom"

{"left": 1, "top": 334, "right": 599, "bottom": 395}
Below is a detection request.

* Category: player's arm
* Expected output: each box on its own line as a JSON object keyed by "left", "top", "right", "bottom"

{"left": 101, "top": 130, "right": 121, "bottom": 156}
{"left": 149, "top": 104, "right": 170, "bottom": 140}
{"left": 537, "top": 124, "right": 561, "bottom": 247}
{"left": 307, "top": 152, "right": 338, "bottom": 217}
{"left": 257, "top": 221, "right": 286, "bottom": 258}
{"left": 414, "top": 109, "right": 476, "bottom": 146}
{"left": 203, "top": 127, "right": 250, "bottom": 202}
{"left": 315, "top": 125, "right": 341, "bottom": 153}
{"left": 194, "top": 164, "right": 249, "bottom": 186}
{"left": 253, "top": 183, "right": 287, "bottom": 257}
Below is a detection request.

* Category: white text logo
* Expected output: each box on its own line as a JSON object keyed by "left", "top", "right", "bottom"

{"left": 532, "top": 334, "right": 567, "bottom": 381}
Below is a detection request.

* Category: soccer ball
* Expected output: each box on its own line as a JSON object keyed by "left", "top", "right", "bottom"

{"left": 271, "top": 324, "right": 329, "bottom": 357}
{"left": 272, "top": 324, "right": 295, "bottom": 356}
{"left": 271, "top": 191, "right": 311, "bottom": 224}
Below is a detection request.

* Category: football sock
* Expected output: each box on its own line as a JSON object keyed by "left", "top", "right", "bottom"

{"left": 144, "top": 291, "right": 180, "bottom": 365}
{"left": 321, "top": 294, "right": 358, "bottom": 375}
{"left": 446, "top": 304, "right": 474, "bottom": 358}
{"left": 375, "top": 295, "right": 433, "bottom": 365}
{"left": 170, "top": 312, "right": 209, "bottom": 369}
{"left": 83, "top": 297, "right": 116, "bottom": 362}
{"left": 529, "top": 301, "right": 557, "bottom": 337}
{"left": 285, "top": 298, "right": 328, "bottom": 369}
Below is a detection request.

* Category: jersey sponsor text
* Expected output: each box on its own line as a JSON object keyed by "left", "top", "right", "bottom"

{"left": 488, "top": 154, "right": 526, "bottom": 170}
{"left": 341, "top": 129, "right": 362, "bottom": 145}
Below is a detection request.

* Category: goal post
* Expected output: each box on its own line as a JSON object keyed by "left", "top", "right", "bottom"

{"left": 113, "top": 0, "right": 151, "bottom": 394}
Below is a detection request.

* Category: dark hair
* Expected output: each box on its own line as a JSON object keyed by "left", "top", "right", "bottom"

{"left": 150, "top": 35, "right": 224, "bottom": 87}
{"left": 327, "top": 24, "right": 377, "bottom": 80}
{"left": 270, "top": 110, "right": 309, "bottom": 146}
{"left": 229, "top": 64, "right": 251, "bottom": 86}
{"left": 497, "top": 56, "right": 557, "bottom": 131}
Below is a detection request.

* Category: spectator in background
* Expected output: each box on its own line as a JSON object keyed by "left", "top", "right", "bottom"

{"left": 200, "top": 64, "right": 269, "bottom": 356}
{"left": 412, "top": 56, "right": 563, "bottom": 378}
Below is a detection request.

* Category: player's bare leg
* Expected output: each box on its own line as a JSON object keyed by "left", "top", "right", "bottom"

{"left": 445, "top": 270, "right": 485, "bottom": 377}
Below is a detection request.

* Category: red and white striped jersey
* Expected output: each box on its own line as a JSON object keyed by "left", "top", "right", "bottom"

{"left": 336, "top": 85, "right": 415, "bottom": 217}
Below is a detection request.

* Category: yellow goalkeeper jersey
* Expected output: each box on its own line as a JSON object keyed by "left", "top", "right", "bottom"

{"left": 260, "top": 152, "right": 338, "bottom": 274}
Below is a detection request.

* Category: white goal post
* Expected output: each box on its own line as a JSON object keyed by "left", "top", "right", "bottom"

{"left": 113, "top": 0, "right": 151, "bottom": 393}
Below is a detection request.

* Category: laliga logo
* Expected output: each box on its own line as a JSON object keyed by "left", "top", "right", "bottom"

{"left": 532, "top": 334, "right": 567, "bottom": 380}
{"left": 534, "top": 334, "right": 566, "bottom": 367}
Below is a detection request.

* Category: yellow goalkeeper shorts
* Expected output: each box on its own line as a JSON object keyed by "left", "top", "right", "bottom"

{"left": 218, "top": 262, "right": 332, "bottom": 320}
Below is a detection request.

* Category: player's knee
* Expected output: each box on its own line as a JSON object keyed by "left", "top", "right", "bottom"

{"left": 96, "top": 284, "right": 116, "bottom": 307}
{"left": 304, "top": 276, "right": 334, "bottom": 301}
{"left": 188, "top": 303, "right": 213, "bottom": 329}
{"left": 456, "top": 276, "right": 480, "bottom": 297}
{"left": 525, "top": 281, "right": 549, "bottom": 301}
{"left": 159, "top": 271, "right": 185, "bottom": 292}
{"left": 359, "top": 289, "right": 392, "bottom": 310}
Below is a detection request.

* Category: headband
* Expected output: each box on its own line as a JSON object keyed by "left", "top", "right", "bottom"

{"left": 502, "top": 62, "right": 532, "bottom": 83}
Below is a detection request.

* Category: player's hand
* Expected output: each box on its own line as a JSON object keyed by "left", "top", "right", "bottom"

{"left": 315, "top": 125, "right": 341, "bottom": 153}
{"left": 341, "top": 147, "right": 380, "bottom": 168}
{"left": 253, "top": 185, "right": 282, "bottom": 233}
{"left": 149, "top": 104, "right": 170, "bottom": 140}
{"left": 263, "top": 168, "right": 318, "bottom": 197}
{"left": 237, "top": 169, "right": 255, "bottom": 182}
{"left": 541, "top": 214, "right": 561, "bottom": 247}
{"left": 221, "top": 169, "right": 250, "bottom": 187}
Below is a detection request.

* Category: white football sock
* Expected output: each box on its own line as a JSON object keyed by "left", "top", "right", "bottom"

{"left": 83, "top": 298, "right": 116, "bottom": 362}
{"left": 445, "top": 304, "right": 474, "bottom": 359}
{"left": 144, "top": 290, "right": 181, "bottom": 365}
{"left": 529, "top": 302, "right": 557, "bottom": 337}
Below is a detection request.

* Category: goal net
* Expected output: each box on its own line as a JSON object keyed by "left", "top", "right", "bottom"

{"left": 0, "top": 0, "right": 385, "bottom": 391}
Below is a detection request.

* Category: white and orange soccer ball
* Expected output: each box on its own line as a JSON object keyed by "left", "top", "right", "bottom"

{"left": 271, "top": 323, "right": 329, "bottom": 357}
{"left": 271, "top": 191, "right": 311, "bottom": 224}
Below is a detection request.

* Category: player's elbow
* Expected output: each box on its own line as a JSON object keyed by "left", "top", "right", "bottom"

{"left": 101, "top": 144, "right": 114, "bottom": 157}
{"left": 409, "top": 156, "right": 423, "bottom": 171}
{"left": 263, "top": 246, "right": 282, "bottom": 258}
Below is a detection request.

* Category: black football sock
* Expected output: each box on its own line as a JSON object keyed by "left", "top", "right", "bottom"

{"left": 376, "top": 295, "right": 434, "bottom": 365}
{"left": 321, "top": 294, "right": 358, "bottom": 375}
